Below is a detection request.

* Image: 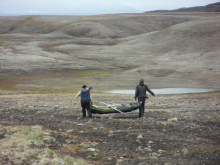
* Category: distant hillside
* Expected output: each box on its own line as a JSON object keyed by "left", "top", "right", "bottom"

{"left": 0, "top": 15, "right": 199, "bottom": 38}
{"left": 0, "top": 13, "right": 219, "bottom": 89}
{"left": 147, "top": 2, "right": 220, "bottom": 12}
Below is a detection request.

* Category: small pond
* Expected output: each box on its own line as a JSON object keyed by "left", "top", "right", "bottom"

{"left": 104, "top": 88, "right": 218, "bottom": 95}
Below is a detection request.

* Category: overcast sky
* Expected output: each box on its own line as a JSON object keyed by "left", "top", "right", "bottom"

{"left": 0, "top": 0, "right": 219, "bottom": 15}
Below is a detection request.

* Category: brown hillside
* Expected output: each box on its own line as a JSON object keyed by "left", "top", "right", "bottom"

{"left": 148, "top": 2, "right": 220, "bottom": 12}
{"left": 0, "top": 13, "right": 219, "bottom": 92}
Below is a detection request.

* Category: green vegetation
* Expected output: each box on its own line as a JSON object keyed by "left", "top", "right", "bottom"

{"left": 46, "top": 148, "right": 56, "bottom": 157}
{"left": 89, "top": 153, "right": 104, "bottom": 160}
{"left": 12, "top": 125, "right": 30, "bottom": 134}
{"left": 0, "top": 69, "right": 120, "bottom": 94}
{"left": 28, "top": 131, "right": 44, "bottom": 146}
{"left": 75, "top": 162, "right": 88, "bottom": 165}
{"left": 0, "top": 125, "right": 88, "bottom": 164}
{"left": 63, "top": 155, "right": 74, "bottom": 163}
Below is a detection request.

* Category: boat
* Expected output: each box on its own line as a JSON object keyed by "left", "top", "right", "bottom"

{"left": 90, "top": 101, "right": 141, "bottom": 114}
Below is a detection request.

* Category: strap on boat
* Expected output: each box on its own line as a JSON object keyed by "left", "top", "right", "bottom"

{"left": 101, "top": 102, "right": 128, "bottom": 115}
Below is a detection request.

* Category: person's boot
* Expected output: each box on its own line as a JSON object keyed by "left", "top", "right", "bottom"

{"left": 82, "top": 109, "right": 86, "bottom": 117}
{"left": 142, "top": 105, "right": 145, "bottom": 117}
{"left": 139, "top": 107, "right": 143, "bottom": 118}
{"left": 88, "top": 109, "right": 92, "bottom": 118}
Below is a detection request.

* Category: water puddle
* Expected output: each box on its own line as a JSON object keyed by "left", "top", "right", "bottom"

{"left": 104, "top": 88, "right": 217, "bottom": 95}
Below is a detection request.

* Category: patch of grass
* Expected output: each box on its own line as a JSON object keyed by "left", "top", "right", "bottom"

{"left": 189, "top": 147, "right": 220, "bottom": 156}
{"left": 0, "top": 69, "right": 121, "bottom": 94}
{"left": 165, "top": 28, "right": 173, "bottom": 32}
{"left": 28, "top": 131, "right": 44, "bottom": 146}
{"left": 75, "top": 162, "right": 88, "bottom": 165}
{"left": 89, "top": 153, "right": 104, "bottom": 160}
{"left": 49, "top": 137, "right": 55, "bottom": 142}
{"left": 63, "top": 155, "right": 74, "bottom": 163}
{"left": 46, "top": 148, "right": 56, "bottom": 157}
{"left": 146, "top": 106, "right": 175, "bottom": 109}
{"left": 0, "top": 40, "right": 13, "bottom": 44}
{"left": 80, "top": 141, "right": 98, "bottom": 148}
{"left": 163, "top": 150, "right": 178, "bottom": 156}
{"left": 0, "top": 125, "right": 44, "bottom": 164}
{"left": 11, "top": 125, "right": 30, "bottom": 134}
{"left": 0, "top": 125, "right": 89, "bottom": 164}
{"left": 25, "top": 153, "right": 39, "bottom": 162}
{"left": 0, "top": 77, "right": 17, "bottom": 91}
{"left": 14, "top": 148, "right": 41, "bottom": 164}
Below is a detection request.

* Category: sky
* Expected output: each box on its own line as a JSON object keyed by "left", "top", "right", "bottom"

{"left": 0, "top": 0, "right": 219, "bottom": 15}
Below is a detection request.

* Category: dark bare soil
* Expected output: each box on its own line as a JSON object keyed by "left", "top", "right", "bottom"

{"left": 0, "top": 91, "right": 220, "bottom": 164}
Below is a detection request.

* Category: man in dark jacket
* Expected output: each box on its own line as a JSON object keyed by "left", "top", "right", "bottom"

{"left": 134, "top": 78, "right": 155, "bottom": 117}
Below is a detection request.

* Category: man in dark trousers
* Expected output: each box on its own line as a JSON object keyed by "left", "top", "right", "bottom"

{"left": 134, "top": 78, "right": 155, "bottom": 117}
{"left": 75, "top": 85, "right": 93, "bottom": 117}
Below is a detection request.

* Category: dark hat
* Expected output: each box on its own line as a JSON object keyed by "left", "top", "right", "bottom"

{"left": 82, "top": 85, "right": 87, "bottom": 88}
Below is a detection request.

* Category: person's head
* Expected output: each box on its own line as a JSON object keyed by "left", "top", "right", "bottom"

{"left": 140, "top": 78, "right": 144, "bottom": 82}
{"left": 82, "top": 85, "right": 87, "bottom": 88}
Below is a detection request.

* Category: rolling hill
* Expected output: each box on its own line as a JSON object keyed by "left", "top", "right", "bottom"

{"left": 0, "top": 12, "right": 219, "bottom": 92}
{"left": 147, "top": 2, "right": 220, "bottom": 12}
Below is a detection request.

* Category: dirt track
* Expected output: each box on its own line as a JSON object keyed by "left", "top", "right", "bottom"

{"left": 0, "top": 91, "right": 220, "bottom": 164}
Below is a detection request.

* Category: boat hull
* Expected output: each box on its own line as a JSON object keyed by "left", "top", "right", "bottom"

{"left": 90, "top": 102, "right": 141, "bottom": 114}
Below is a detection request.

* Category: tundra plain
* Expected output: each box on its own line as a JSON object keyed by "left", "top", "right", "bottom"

{"left": 0, "top": 12, "right": 220, "bottom": 165}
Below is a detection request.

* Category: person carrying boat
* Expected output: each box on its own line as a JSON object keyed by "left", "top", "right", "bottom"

{"left": 75, "top": 85, "right": 93, "bottom": 117}
{"left": 134, "top": 78, "right": 155, "bottom": 118}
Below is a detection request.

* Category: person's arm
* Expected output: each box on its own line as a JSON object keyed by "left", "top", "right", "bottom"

{"left": 90, "top": 95, "right": 93, "bottom": 104}
{"left": 145, "top": 85, "right": 155, "bottom": 97}
{"left": 75, "top": 91, "right": 81, "bottom": 99}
